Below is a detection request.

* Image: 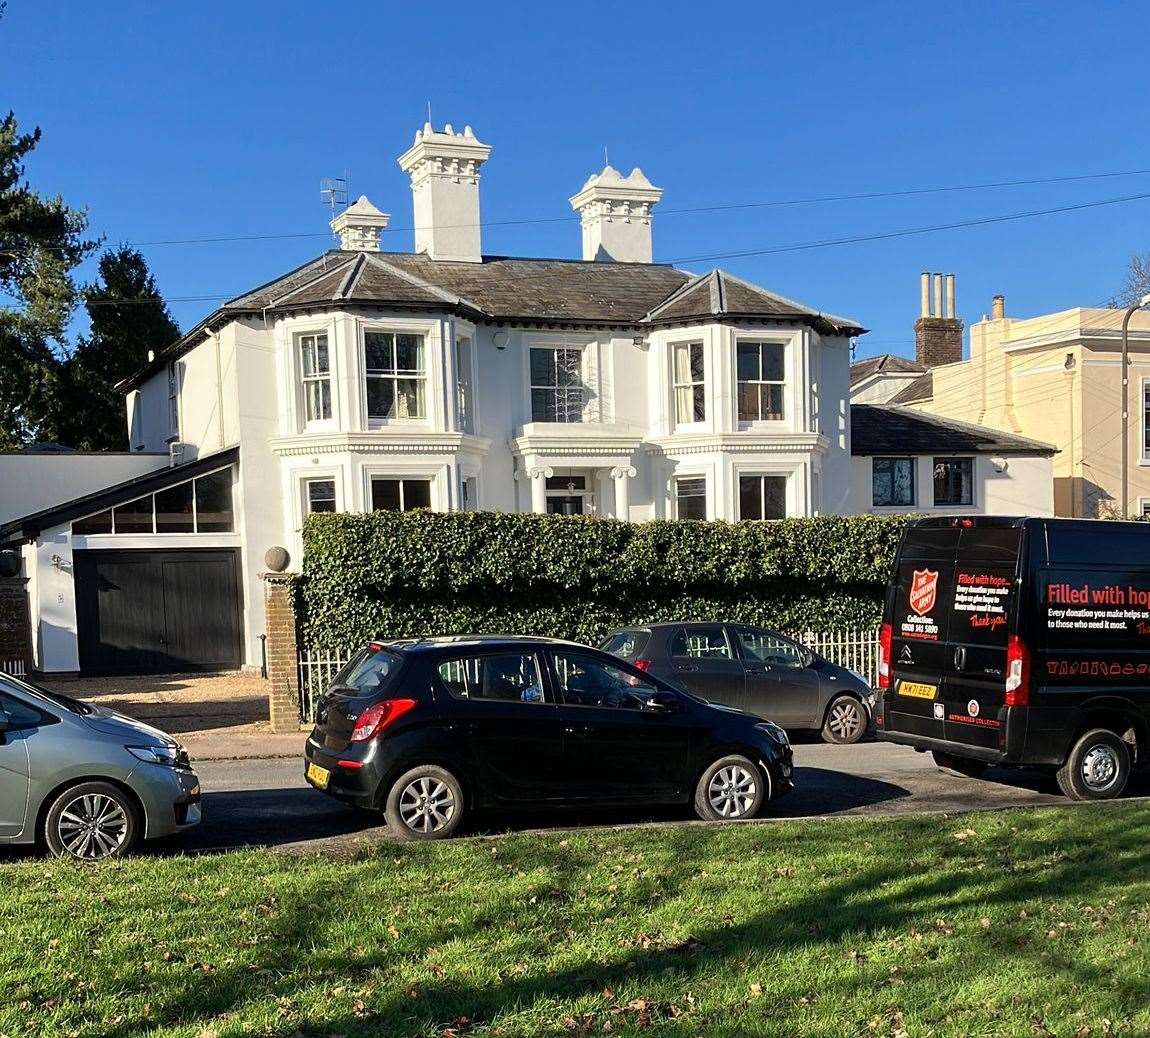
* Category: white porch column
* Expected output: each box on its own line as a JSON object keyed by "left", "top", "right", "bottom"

{"left": 611, "top": 465, "right": 637, "bottom": 520}
{"left": 528, "top": 465, "right": 552, "bottom": 514}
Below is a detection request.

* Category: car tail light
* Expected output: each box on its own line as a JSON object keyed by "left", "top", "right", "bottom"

{"left": 878, "top": 623, "right": 892, "bottom": 690}
{"left": 350, "top": 698, "right": 418, "bottom": 742}
{"left": 633, "top": 658, "right": 653, "bottom": 672}
{"left": 1004, "top": 634, "right": 1030, "bottom": 708}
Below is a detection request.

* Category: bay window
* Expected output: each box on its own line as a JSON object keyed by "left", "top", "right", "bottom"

{"left": 672, "top": 342, "right": 705, "bottom": 424}
{"left": 736, "top": 341, "right": 785, "bottom": 423}
{"left": 298, "top": 333, "right": 332, "bottom": 422}
{"left": 738, "top": 474, "right": 786, "bottom": 520}
{"left": 365, "top": 331, "right": 426, "bottom": 420}
{"left": 455, "top": 335, "right": 474, "bottom": 433}
{"left": 530, "top": 347, "right": 584, "bottom": 423}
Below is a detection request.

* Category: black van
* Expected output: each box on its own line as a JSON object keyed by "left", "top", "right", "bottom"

{"left": 876, "top": 516, "right": 1150, "bottom": 800}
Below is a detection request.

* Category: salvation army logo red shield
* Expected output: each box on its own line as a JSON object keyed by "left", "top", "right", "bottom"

{"left": 909, "top": 569, "right": 939, "bottom": 617}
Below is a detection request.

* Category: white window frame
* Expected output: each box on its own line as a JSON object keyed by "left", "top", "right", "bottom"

{"left": 302, "top": 476, "right": 339, "bottom": 517}
{"left": 166, "top": 362, "right": 180, "bottom": 442}
{"left": 528, "top": 344, "right": 587, "bottom": 424}
{"left": 1139, "top": 496, "right": 1150, "bottom": 518}
{"left": 544, "top": 471, "right": 597, "bottom": 514}
{"left": 298, "top": 332, "right": 333, "bottom": 425}
{"left": 735, "top": 340, "right": 787, "bottom": 426}
{"left": 737, "top": 472, "right": 789, "bottom": 521}
{"left": 362, "top": 328, "right": 428, "bottom": 423}
{"left": 673, "top": 474, "right": 708, "bottom": 520}
{"left": 871, "top": 456, "right": 917, "bottom": 508}
{"left": 931, "top": 456, "right": 975, "bottom": 507}
{"left": 455, "top": 333, "right": 476, "bottom": 434}
{"left": 671, "top": 341, "right": 706, "bottom": 427}
{"left": 1142, "top": 377, "right": 1150, "bottom": 463}
{"left": 368, "top": 476, "right": 434, "bottom": 513}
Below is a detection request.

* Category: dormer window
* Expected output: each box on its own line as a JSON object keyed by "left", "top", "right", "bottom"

{"left": 365, "top": 331, "right": 426, "bottom": 420}
{"left": 299, "top": 333, "right": 332, "bottom": 422}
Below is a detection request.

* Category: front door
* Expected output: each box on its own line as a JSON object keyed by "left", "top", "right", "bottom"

{"left": 733, "top": 627, "right": 821, "bottom": 727}
{"left": 549, "top": 649, "right": 694, "bottom": 801}
{"left": 433, "top": 650, "right": 568, "bottom": 803}
{"left": 0, "top": 691, "right": 35, "bottom": 838}
{"left": 662, "top": 626, "right": 746, "bottom": 710}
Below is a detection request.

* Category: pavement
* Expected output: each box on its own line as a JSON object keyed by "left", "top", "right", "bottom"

{"left": 163, "top": 735, "right": 1140, "bottom": 856}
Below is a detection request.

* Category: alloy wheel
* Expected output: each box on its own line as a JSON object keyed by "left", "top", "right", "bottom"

{"left": 56, "top": 793, "right": 130, "bottom": 860}
{"left": 828, "top": 700, "right": 864, "bottom": 741}
{"left": 398, "top": 777, "right": 456, "bottom": 834}
{"left": 1081, "top": 745, "right": 1120, "bottom": 792}
{"left": 707, "top": 764, "right": 758, "bottom": 818}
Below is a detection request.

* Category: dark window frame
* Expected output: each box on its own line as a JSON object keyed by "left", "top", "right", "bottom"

{"left": 933, "top": 456, "right": 974, "bottom": 506}
{"left": 872, "top": 456, "right": 916, "bottom": 507}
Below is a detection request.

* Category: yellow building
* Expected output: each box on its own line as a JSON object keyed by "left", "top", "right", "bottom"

{"left": 891, "top": 285, "right": 1150, "bottom": 518}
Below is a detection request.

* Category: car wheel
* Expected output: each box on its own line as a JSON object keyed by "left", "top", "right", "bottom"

{"left": 822, "top": 696, "right": 867, "bottom": 744}
{"left": 931, "top": 750, "right": 989, "bottom": 779}
{"left": 693, "top": 755, "right": 767, "bottom": 822}
{"left": 44, "top": 782, "right": 140, "bottom": 861}
{"left": 1056, "top": 729, "right": 1131, "bottom": 801}
{"left": 384, "top": 765, "right": 464, "bottom": 840}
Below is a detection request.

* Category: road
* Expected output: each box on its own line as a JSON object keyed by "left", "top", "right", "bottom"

{"left": 172, "top": 737, "right": 1131, "bottom": 855}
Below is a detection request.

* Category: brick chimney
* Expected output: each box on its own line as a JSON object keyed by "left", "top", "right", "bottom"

{"left": 914, "top": 272, "right": 964, "bottom": 367}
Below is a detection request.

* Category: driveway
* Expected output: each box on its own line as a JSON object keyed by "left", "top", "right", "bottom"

{"left": 171, "top": 738, "right": 1136, "bottom": 855}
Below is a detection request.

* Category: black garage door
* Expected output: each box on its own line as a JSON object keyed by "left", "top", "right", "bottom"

{"left": 75, "top": 549, "right": 243, "bottom": 675}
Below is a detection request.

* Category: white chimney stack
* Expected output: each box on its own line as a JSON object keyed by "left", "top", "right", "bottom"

{"left": 569, "top": 165, "right": 663, "bottom": 263}
{"left": 330, "top": 195, "right": 390, "bottom": 252}
{"left": 397, "top": 123, "right": 491, "bottom": 263}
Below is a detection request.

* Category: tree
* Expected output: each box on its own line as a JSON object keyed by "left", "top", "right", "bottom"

{"left": 1112, "top": 253, "right": 1150, "bottom": 309}
{"left": 0, "top": 110, "right": 95, "bottom": 447}
{"left": 57, "top": 247, "right": 180, "bottom": 450}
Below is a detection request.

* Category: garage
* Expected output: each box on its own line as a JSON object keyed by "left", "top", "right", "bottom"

{"left": 75, "top": 549, "right": 242, "bottom": 675}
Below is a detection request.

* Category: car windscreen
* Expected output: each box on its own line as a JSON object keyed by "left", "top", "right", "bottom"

{"left": 0, "top": 673, "right": 92, "bottom": 714}
{"left": 599, "top": 630, "right": 650, "bottom": 660}
{"left": 331, "top": 645, "right": 404, "bottom": 697}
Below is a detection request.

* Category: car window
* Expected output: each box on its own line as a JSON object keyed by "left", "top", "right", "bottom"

{"left": 0, "top": 691, "right": 47, "bottom": 729}
{"left": 600, "top": 630, "right": 650, "bottom": 660}
{"left": 437, "top": 653, "right": 547, "bottom": 704}
{"left": 735, "top": 628, "right": 807, "bottom": 669}
{"left": 552, "top": 652, "right": 662, "bottom": 711}
{"left": 669, "top": 627, "right": 732, "bottom": 659}
{"left": 336, "top": 644, "right": 404, "bottom": 697}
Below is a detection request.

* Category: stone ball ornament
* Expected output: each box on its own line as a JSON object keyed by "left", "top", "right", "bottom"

{"left": 264, "top": 546, "right": 291, "bottom": 573}
{"left": 0, "top": 551, "right": 20, "bottom": 579}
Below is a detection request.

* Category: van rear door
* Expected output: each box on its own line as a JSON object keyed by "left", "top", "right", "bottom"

{"left": 940, "top": 525, "right": 1023, "bottom": 754}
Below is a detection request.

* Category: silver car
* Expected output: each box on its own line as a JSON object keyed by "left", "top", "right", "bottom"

{"left": 0, "top": 671, "right": 201, "bottom": 860}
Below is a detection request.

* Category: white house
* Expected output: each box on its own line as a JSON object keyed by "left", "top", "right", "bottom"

{"left": 0, "top": 125, "right": 1054, "bottom": 677}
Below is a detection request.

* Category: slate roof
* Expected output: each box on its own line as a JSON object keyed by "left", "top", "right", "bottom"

{"left": 120, "top": 250, "right": 866, "bottom": 390}
{"left": 849, "top": 353, "right": 925, "bottom": 385}
{"left": 850, "top": 404, "right": 1056, "bottom": 456}
{"left": 887, "top": 371, "right": 935, "bottom": 404}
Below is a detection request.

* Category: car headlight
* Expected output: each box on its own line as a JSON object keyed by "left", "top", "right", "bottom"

{"left": 755, "top": 721, "right": 790, "bottom": 746}
{"left": 126, "top": 744, "right": 183, "bottom": 767}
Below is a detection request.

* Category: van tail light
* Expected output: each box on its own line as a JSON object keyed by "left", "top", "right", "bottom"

{"left": 1004, "top": 634, "right": 1030, "bottom": 708}
{"left": 350, "top": 698, "right": 418, "bottom": 742}
{"left": 878, "top": 623, "right": 893, "bottom": 690}
{"left": 633, "top": 658, "right": 653, "bottom": 673}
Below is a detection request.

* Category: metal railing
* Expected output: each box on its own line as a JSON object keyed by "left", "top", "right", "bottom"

{"left": 2, "top": 660, "right": 27, "bottom": 679}
{"left": 296, "top": 626, "right": 881, "bottom": 719}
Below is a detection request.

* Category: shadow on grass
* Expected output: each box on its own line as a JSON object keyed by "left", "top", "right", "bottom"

{"left": 87, "top": 805, "right": 1150, "bottom": 1038}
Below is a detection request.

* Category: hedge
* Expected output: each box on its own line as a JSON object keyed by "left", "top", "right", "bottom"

{"left": 297, "top": 511, "right": 911, "bottom": 649}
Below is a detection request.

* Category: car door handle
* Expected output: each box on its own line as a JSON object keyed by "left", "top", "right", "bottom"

{"left": 563, "top": 724, "right": 595, "bottom": 736}
{"left": 674, "top": 663, "right": 697, "bottom": 672}
{"left": 954, "top": 646, "right": 967, "bottom": 671}
{"left": 745, "top": 666, "right": 765, "bottom": 675}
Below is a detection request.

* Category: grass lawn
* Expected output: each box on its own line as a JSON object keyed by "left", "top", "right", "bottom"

{"left": 2, "top": 806, "right": 1150, "bottom": 1038}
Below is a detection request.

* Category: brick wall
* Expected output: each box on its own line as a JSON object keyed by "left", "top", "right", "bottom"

{"left": 0, "top": 577, "right": 33, "bottom": 674}
{"left": 914, "top": 317, "right": 964, "bottom": 368}
{"left": 262, "top": 572, "right": 302, "bottom": 734}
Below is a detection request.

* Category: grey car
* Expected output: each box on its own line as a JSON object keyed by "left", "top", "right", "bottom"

{"left": 0, "top": 671, "right": 201, "bottom": 860}
{"left": 601, "top": 622, "right": 875, "bottom": 744}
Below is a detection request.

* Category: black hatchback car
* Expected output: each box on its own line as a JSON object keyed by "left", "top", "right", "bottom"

{"left": 602, "top": 623, "right": 875, "bottom": 744}
{"left": 304, "top": 636, "right": 793, "bottom": 839}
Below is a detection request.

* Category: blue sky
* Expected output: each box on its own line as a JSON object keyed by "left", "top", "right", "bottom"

{"left": 3, "top": 0, "right": 1148, "bottom": 359}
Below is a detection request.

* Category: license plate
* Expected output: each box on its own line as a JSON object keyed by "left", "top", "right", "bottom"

{"left": 898, "top": 680, "right": 938, "bottom": 700}
{"left": 306, "top": 762, "right": 331, "bottom": 789}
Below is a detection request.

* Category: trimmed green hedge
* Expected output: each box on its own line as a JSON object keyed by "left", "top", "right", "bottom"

{"left": 297, "top": 512, "right": 910, "bottom": 649}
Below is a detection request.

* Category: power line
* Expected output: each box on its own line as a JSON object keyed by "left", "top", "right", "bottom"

{"left": 61, "top": 186, "right": 1150, "bottom": 309}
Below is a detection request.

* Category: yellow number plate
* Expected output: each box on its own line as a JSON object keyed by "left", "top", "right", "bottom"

{"left": 306, "top": 762, "right": 331, "bottom": 789}
{"left": 898, "top": 680, "right": 938, "bottom": 700}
